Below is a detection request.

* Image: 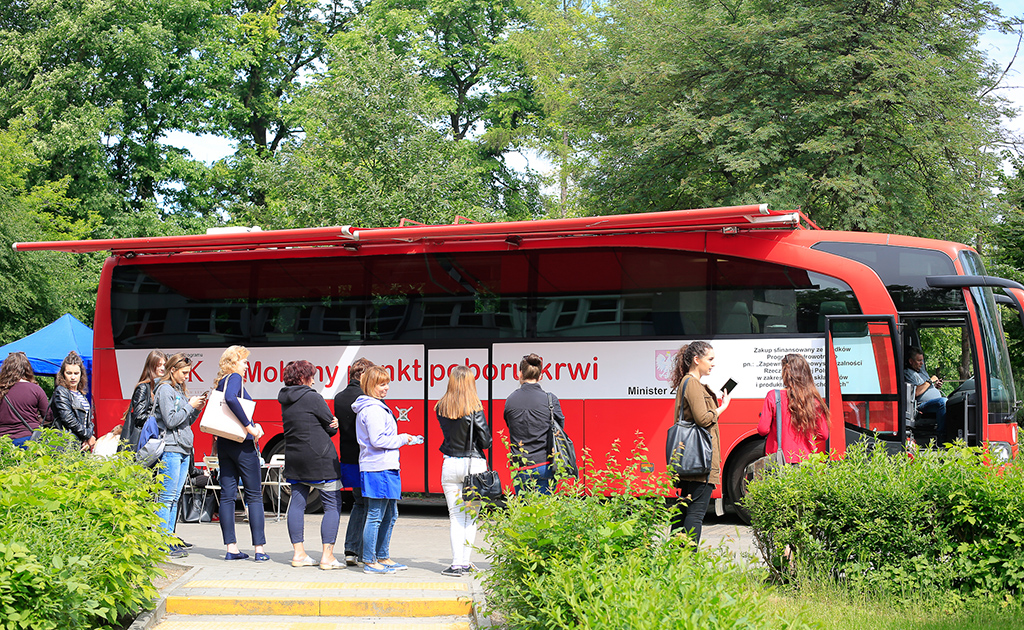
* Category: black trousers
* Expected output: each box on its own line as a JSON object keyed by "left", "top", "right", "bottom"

{"left": 670, "top": 481, "right": 714, "bottom": 545}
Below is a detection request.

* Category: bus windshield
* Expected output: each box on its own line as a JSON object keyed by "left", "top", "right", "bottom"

{"left": 960, "top": 251, "right": 1018, "bottom": 420}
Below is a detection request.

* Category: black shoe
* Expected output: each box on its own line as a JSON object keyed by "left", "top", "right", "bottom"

{"left": 176, "top": 538, "right": 194, "bottom": 549}
{"left": 441, "top": 565, "right": 465, "bottom": 577}
{"left": 168, "top": 545, "right": 189, "bottom": 559}
{"left": 344, "top": 552, "right": 359, "bottom": 566}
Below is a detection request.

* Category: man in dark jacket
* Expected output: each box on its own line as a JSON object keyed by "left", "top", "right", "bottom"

{"left": 503, "top": 353, "right": 565, "bottom": 495}
{"left": 333, "top": 357, "right": 374, "bottom": 565}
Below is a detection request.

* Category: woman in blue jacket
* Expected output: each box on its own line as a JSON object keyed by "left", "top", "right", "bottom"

{"left": 213, "top": 345, "right": 267, "bottom": 561}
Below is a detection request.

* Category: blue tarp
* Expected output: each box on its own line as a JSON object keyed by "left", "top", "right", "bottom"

{"left": 0, "top": 314, "right": 93, "bottom": 376}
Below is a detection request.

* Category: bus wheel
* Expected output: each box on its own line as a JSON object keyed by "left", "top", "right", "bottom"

{"left": 262, "top": 440, "right": 323, "bottom": 514}
{"left": 724, "top": 438, "right": 766, "bottom": 525}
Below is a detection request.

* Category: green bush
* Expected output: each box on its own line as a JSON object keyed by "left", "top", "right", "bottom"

{"left": 744, "top": 442, "right": 1024, "bottom": 600}
{"left": 480, "top": 437, "right": 813, "bottom": 629}
{"left": 0, "top": 431, "right": 171, "bottom": 629}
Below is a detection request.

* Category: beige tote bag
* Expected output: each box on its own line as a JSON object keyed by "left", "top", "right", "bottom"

{"left": 199, "top": 389, "right": 256, "bottom": 442}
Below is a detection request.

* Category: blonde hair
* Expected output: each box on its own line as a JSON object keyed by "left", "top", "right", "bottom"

{"left": 435, "top": 366, "right": 483, "bottom": 419}
{"left": 214, "top": 345, "right": 250, "bottom": 386}
{"left": 360, "top": 366, "right": 391, "bottom": 399}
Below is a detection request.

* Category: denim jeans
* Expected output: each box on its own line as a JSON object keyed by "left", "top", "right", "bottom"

{"left": 344, "top": 486, "right": 366, "bottom": 557}
{"left": 512, "top": 463, "right": 554, "bottom": 495}
{"left": 217, "top": 438, "right": 266, "bottom": 547}
{"left": 288, "top": 484, "right": 341, "bottom": 546}
{"left": 918, "top": 396, "right": 948, "bottom": 435}
{"left": 156, "top": 451, "right": 190, "bottom": 536}
{"left": 362, "top": 497, "right": 398, "bottom": 564}
{"left": 670, "top": 481, "right": 714, "bottom": 545}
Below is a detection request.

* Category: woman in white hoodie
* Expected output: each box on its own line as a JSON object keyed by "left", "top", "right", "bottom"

{"left": 352, "top": 366, "right": 421, "bottom": 575}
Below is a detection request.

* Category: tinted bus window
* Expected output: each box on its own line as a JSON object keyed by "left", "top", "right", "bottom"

{"left": 109, "top": 249, "right": 860, "bottom": 347}
{"left": 811, "top": 242, "right": 963, "bottom": 311}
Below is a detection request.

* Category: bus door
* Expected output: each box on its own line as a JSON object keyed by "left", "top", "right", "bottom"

{"left": 425, "top": 348, "right": 491, "bottom": 493}
{"left": 826, "top": 315, "right": 906, "bottom": 454}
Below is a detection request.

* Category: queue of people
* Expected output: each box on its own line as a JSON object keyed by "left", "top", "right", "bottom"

{"left": 1, "top": 341, "right": 839, "bottom": 571}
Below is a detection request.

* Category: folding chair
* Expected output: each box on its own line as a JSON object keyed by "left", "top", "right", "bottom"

{"left": 261, "top": 453, "right": 287, "bottom": 521}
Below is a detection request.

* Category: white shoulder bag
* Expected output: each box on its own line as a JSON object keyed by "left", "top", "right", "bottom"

{"left": 200, "top": 388, "right": 256, "bottom": 443}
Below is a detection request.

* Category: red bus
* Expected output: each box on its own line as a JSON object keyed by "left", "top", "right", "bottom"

{"left": 17, "top": 204, "right": 1022, "bottom": 515}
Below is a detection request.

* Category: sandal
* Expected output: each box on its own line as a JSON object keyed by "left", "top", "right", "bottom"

{"left": 291, "top": 556, "right": 317, "bottom": 567}
{"left": 319, "top": 558, "right": 346, "bottom": 570}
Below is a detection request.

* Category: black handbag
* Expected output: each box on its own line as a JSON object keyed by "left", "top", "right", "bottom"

{"left": 461, "top": 413, "right": 502, "bottom": 502}
{"left": 179, "top": 490, "right": 216, "bottom": 523}
{"left": 666, "top": 377, "right": 713, "bottom": 477}
{"left": 4, "top": 396, "right": 43, "bottom": 442}
{"left": 547, "top": 393, "right": 578, "bottom": 478}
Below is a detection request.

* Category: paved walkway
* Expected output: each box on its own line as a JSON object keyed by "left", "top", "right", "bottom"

{"left": 137, "top": 500, "right": 756, "bottom": 628}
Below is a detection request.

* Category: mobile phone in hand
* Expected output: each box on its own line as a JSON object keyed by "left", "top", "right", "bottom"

{"left": 723, "top": 378, "right": 738, "bottom": 395}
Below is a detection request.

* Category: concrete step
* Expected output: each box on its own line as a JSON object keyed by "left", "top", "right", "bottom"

{"left": 152, "top": 616, "right": 472, "bottom": 629}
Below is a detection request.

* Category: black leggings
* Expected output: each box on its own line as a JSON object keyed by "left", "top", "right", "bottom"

{"left": 670, "top": 481, "right": 714, "bottom": 545}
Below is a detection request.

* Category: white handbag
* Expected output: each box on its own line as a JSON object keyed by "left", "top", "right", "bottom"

{"left": 200, "top": 388, "right": 256, "bottom": 442}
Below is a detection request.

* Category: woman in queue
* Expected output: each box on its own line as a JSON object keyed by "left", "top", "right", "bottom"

{"left": 757, "top": 353, "right": 829, "bottom": 462}
{"left": 0, "top": 352, "right": 49, "bottom": 449}
{"left": 120, "top": 350, "right": 166, "bottom": 452}
{"left": 279, "top": 360, "right": 344, "bottom": 569}
{"left": 49, "top": 351, "right": 95, "bottom": 451}
{"left": 435, "top": 366, "right": 491, "bottom": 577}
{"left": 669, "top": 341, "right": 730, "bottom": 545}
{"left": 155, "top": 353, "right": 207, "bottom": 558}
{"left": 212, "top": 345, "right": 267, "bottom": 561}
{"left": 352, "top": 366, "right": 420, "bottom": 574}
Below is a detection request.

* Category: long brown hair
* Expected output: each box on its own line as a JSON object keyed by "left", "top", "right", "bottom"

{"left": 781, "top": 353, "right": 829, "bottom": 435}
{"left": 435, "top": 366, "right": 484, "bottom": 419}
{"left": 162, "top": 353, "right": 193, "bottom": 396}
{"left": 56, "top": 351, "right": 89, "bottom": 394}
{"left": 669, "top": 341, "right": 713, "bottom": 392}
{"left": 135, "top": 350, "right": 166, "bottom": 390}
{"left": 0, "top": 352, "right": 35, "bottom": 401}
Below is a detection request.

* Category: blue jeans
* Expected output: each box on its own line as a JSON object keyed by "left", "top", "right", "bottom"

{"left": 362, "top": 497, "right": 398, "bottom": 564}
{"left": 288, "top": 484, "right": 341, "bottom": 546}
{"left": 12, "top": 436, "right": 32, "bottom": 449}
{"left": 217, "top": 438, "right": 266, "bottom": 547}
{"left": 512, "top": 463, "right": 554, "bottom": 495}
{"left": 918, "top": 397, "right": 947, "bottom": 435}
{"left": 344, "top": 486, "right": 366, "bottom": 557}
{"left": 156, "top": 451, "right": 190, "bottom": 536}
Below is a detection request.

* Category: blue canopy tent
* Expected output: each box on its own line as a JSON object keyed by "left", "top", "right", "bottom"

{"left": 0, "top": 314, "right": 93, "bottom": 376}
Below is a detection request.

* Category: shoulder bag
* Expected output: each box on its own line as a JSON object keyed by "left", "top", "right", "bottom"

{"left": 200, "top": 385, "right": 256, "bottom": 443}
{"left": 547, "top": 393, "right": 578, "bottom": 478}
{"left": 744, "top": 389, "right": 786, "bottom": 481}
{"left": 4, "top": 396, "right": 42, "bottom": 442}
{"left": 136, "top": 404, "right": 165, "bottom": 468}
{"left": 461, "top": 412, "right": 502, "bottom": 502}
{"left": 665, "top": 376, "right": 713, "bottom": 477}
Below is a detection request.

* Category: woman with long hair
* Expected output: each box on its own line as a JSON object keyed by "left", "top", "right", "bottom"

{"left": 279, "top": 360, "right": 343, "bottom": 570}
{"left": 435, "top": 365, "right": 491, "bottom": 577}
{"left": 212, "top": 345, "right": 267, "bottom": 561}
{"left": 154, "top": 353, "right": 207, "bottom": 558}
{"left": 119, "top": 350, "right": 166, "bottom": 452}
{"left": 669, "top": 341, "right": 731, "bottom": 544}
{"left": 757, "top": 353, "right": 830, "bottom": 462}
{"left": 0, "top": 352, "right": 49, "bottom": 449}
{"left": 352, "top": 366, "right": 419, "bottom": 574}
{"left": 49, "top": 351, "right": 95, "bottom": 451}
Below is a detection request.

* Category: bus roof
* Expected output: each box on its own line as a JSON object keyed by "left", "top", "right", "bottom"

{"left": 14, "top": 204, "right": 813, "bottom": 255}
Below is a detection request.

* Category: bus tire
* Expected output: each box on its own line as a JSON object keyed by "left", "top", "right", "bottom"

{"left": 262, "top": 439, "right": 323, "bottom": 514}
{"left": 724, "top": 438, "right": 766, "bottom": 525}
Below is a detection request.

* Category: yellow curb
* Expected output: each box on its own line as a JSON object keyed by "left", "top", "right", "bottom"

{"left": 182, "top": 580, "right": 468, "bottom": 591}
{"left": 165, "top": 596, "right": 473, "bottom": 618}
{"left": 155, "top": 621, "right": 472, "bottom": 630}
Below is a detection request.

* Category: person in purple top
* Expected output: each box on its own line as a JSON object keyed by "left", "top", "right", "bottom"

{"left": 352, "top": 366, "right": 421, "bottom": 574}
{"left": 0, "top": 352, "right": 48, "bottom": 449}
{"left": 213, "top": 345, "right": 267, "bottom": 562}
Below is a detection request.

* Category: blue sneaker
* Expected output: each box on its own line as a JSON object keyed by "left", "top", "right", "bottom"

{"left": 379, "top": 560, "right": 408, "bottom": 571}
{"left": 363, "top": 563, "right": 396, "bottom": 574}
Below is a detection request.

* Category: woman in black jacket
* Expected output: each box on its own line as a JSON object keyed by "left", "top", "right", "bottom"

{"left": 49, "top": 351, "right": 95, "bottom": 451}
{"left": 279, "top": 360, "right": 343, "bottom": 570}
{"left": 119, "top": 350, "right": 166, "bottom": 452}
{"left": 436, "top": 365, "right": 491, "bottom": 577}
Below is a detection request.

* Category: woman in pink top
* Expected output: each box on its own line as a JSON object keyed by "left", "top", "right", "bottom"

{"left": 757, "top": 353, "right": 829, "bottom": 462}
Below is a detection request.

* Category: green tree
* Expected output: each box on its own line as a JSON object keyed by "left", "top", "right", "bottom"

{"left": 255, "top": 40, "right": 491, "bottom": 228}
{"left": 0, "top": 123, "right": 99, "bottom": 343}
{"left": 551, "top": 0, "right": 1013, "bottom": 239}
{"left": 359, "top": 0, "right": 544, "bottom": 219}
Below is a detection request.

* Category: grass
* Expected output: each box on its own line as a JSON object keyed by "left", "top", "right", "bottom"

{"left": 760, "top": 583, "right": 1024, "bottom": 630}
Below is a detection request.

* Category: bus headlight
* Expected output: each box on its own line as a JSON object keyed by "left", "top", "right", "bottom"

{"left": 989, "top": 441, "right": 1012, "bottom": 462}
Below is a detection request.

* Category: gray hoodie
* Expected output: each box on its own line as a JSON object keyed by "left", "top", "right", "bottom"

{"left": 155, "top": 381, "right": 201, "bottom": 454}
